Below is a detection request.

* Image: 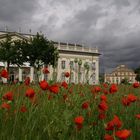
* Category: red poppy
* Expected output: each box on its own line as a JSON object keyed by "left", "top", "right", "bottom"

{"left": 20, "top": 105, "right": 27, "bottom": 113}
{"left": 3, "top": 91, "right": 13, "bottom": 101}
{"left": 133, "top": 82, "right": 139, "bottom": 88}
{"left": 94, "top": 86, "right": 101, "bottom": 92}
{"left": 65, "top": 72, "right": 70, "bottom": 77}
{"left": 74, "top": 116, "right": 84, "bottom": 125}
{"left": 49, "top": 84, "right": 59, "bottom": 94}
{"left": 1, "top": 102, "right": 10, "bottom": 110}
{"left": 98, "top": 101, "right": 108, "bottom": 112}
{"left": 43, "top": 67, "right": 50, "bottom": 74}
{"left": 122, "top": 97, "right": 131, "bottom": 106}
{"left": 115, "top": 129, "right": 131, "bottom": 140}
{"left": 103, "top": 83, "right": 108, "bottom": 88}
{"left": 82, "top": 101, "right": 89, "bottom": 109}
{"left": 39, "top": 80, "right": 48, "bottom": 90}
{"left": 106, "top": 115, "right": 123, "bottom": 131}
{"left": 24, "top": 77, "right": 30, "bottom": 86}
{"left": 76, "top": 124, "right": 83, "bottom": 130}
{"left": 103, "top": 90, "right": 109, "bottom": 95}
{"left": 100, "top": 95, "right": 107, "bottom": 102}
{"left": 109, "top": 84, "right": 118, "bottom": 94}
{"left": 1, "top": 69, "right": 8, "bottom": 78}
{"left": 25, "top": 88, "right": 35, "bottom": 99}
{"left": 135, "top": 114, "right": 140, "bottom": 119}
{"left": 127, "top": 94, "right": 137, "bottom": 102}
{"left": 61, "top": 81, "right": 68, "bottom": 89}
{"left": 104, "top": 134, "right": 114, "bottom": 140}
{"left": 98, "top": 113, "right": 106, "bottom": 120}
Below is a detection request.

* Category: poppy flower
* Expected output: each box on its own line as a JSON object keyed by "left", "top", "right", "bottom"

{"left": 135, "top": 114, "right": 140, "bottom": 119}
{"left": 127, "top": 94, "right": 137, "bottom": 102}
{"left": 24, "top": 77, "right": 30, "bottom": 86}
{"left": 25, "top": 88, "right": 35, "bottom": 99}
{"left": 122, "top": 97, "right": 131, "bottom": 106}
{"left": 98, "top": 101, "right": 108, "bottom": 112}
{"left": 98, "top": 113, "right": 106, "bottom": 120}
{"left": 39, "top": 80, "right": 48, "bottom": 90}
{"left": 74, "top": 116, "right": 84, "bottom": 125}
{"left": 1, "top": 69, "right": 8, "bottom": 78}
{"left": 20, "top": 105, "right": 27, "bottom": 113}
{"left": 100, "top": 95, "right": 107, "bottom": 102}
{"left": 103, "top": 90, "right": 109, "bottom": 95}
{"left": 65, "top": 72, "right": 70, "bottom": 77}
{"left": 61, "top": 81, "right": 68, "bottom": 89}
{"left": 82, "top": 101, "right": 89, "bottom": 109}
{"left": 104, "top": 134, "right": 114, "bottom": 140}
{"left": 103, "top": 83, "right": 108, "bottom": 88}
{"left": 115, "top": 129, "right": 131, "bottom": 140}
{"left": 1, "top": 102, "right": 10, "bottom": 110}
{"left": 133, "top": 82, "right": 139, "bottom": 88}
{"left": 49, "top": 84, "right": 59, "bottom": 94}
{"left": 106, "top": 115, "right": 123, "bottom": 131}
{"left": 43, "top": 67, "right": 50, "bottom": 74}
{"left": 3, "top": 91, "right": 13, "bottom": 101}
{"left": 109, "top": 84, "right": 118, "bottom": 94}
{"left": 94, "top": 86, "right": 101, "bottom": 92}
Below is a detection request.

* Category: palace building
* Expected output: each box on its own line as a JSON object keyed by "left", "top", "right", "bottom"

{"left": 104, "top": 65, "right": 136, "bottom": 84}
{"left": 0, "top": 31, "right": 100, "bottom": 84}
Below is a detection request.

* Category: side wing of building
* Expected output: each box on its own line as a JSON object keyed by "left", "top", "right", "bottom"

{"left": 0, "top": 31, "right": 100, "bottom": 84}
{"left": 104, "top": 65, "right": 136, "bottom": 84}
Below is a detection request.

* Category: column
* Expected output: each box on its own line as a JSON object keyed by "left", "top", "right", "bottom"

{"left": 41, "top": 65, "right": 45, "bottom": 81}
{"left": 57, "top": 58, "right": 61, "bottom": 81}
{"left": 30, "top": 66, "right": 34, "bottom": 82}
{"left": 19, "top": 68, "right": 22, "bottom": 82}
{"left": 96, "top": 58, "right": 99, "bottom": 84}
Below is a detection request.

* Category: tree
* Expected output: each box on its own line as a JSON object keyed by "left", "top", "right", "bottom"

{"left": 26, "top": 33, "right": 59, "bottom": 82}
{"left": 135, "top": 67, "right": 140, "bottom": 82}
{"left": 0, "top": 34, "right": 25, "bottom": 71}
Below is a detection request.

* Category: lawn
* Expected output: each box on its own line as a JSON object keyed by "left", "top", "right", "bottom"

{"left": 0, "top": 81, "right": 140, "bottom": 140}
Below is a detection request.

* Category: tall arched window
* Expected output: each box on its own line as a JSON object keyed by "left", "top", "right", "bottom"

{"left": 70, "top": 72, "right": 74, "bottom": 83}
{"left": 61, "top": 72, "right": 65, "bottom": 81}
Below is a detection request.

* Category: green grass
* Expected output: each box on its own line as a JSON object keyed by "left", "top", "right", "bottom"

{"left": 0, "top": 83, "right": 140, "bottom": 140}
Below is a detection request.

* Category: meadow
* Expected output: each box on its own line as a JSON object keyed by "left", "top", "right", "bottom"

{"left": 0, "top": 81, "right": 140, "bottom": 140}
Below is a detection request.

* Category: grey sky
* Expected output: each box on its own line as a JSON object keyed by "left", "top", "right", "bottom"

{"left": 0, "top": 0, "right": 140, "bottom": 73}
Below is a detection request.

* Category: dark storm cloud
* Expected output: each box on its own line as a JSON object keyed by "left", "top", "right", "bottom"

{"left": 111, "top": 0, "right": 130, "bottom": 9}
{"left": 0, "top": 0, "right": 140, "bottom": 73}
{"left": 0, "top": 0, "right": 39, "bottom": 31}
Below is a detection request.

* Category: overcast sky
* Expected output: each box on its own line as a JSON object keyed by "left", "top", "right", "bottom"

{"left": 0, "top": 0, "right": 140, "bottom": 73}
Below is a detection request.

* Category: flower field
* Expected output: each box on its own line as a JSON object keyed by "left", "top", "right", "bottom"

{"left": 0, "top": 81, "right": 140, "bottom": 140}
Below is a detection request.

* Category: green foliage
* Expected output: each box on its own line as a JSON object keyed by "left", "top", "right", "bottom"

{"left": 0, "top": 84, "right": 140, "bottom": 139}
{"left": 0, "top": 34, "right": 21, "bottom": 69}
{"left": 0, "top": 33, "right": 59, "bottom": 73}
{"left": 121, "top": 78, "right": 130, "bottom": 85}
{"left": 135, "top": 67, "right": 140, "bottom": 82}
{"left": 27, "top": 33, "right": 59, "bottom": 69}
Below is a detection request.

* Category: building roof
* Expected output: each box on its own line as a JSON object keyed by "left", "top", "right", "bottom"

{"left": 0, "top": 30, "right": 100, "bottom": 55}
{"left": 106, "top": 65, "right": 135, "bottom": 75}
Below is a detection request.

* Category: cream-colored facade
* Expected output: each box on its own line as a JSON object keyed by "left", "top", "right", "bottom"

{"left": 104, "top": 65, "right": 136, "bottom": 84}
{"left": 0, "top": 31, "right": 100, "bottom": 84}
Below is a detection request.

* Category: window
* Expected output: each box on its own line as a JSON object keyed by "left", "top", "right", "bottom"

{"left": 70, "top": 72, "right": 74, "bottom": 82}
{"left": 61, "top": 61, "right": 66, "bottom": 69}
{"left": 92, "top": 62, "right": 96, "bottom": 70}
{"left": 61, "top": 72, "right": 65, "bottom": 81}
{"left": 92, "top": 75, "right": 96, "bottom": 82}
{"left": 70, "top": 61, "right": 74, "bottom": 69}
